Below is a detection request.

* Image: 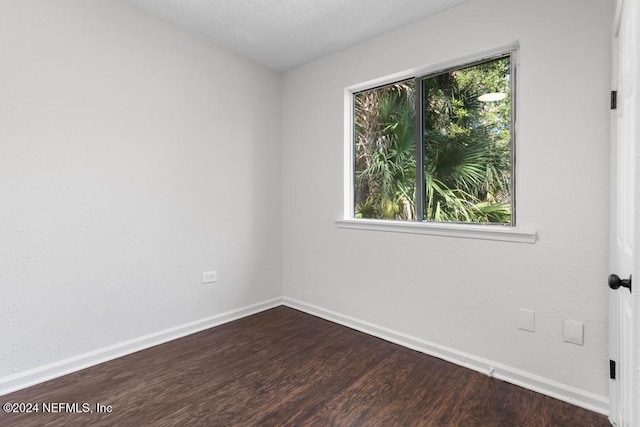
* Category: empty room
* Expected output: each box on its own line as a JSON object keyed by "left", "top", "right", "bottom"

{"left": 1, "top": 0, "right": 638, "bottom": 425}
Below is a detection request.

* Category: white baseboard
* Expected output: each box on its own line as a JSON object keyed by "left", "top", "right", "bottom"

{"left": 282, "top": 297, "right": 609, "bottom": 416}
{"left": 1, "top": 296, "right": 610, "bottom": 417}
{"left": 0, "top": 297, "right": 283, "bottom": 396}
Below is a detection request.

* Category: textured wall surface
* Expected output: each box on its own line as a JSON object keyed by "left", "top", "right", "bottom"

{"left": 0, "top": 0, "right": 615, "bottom": 406}
{"left": 0, "top": 0, "right": 282, "bottom": 377}
{"left": 281, "top": 0, "right": 613, "bottom": 398}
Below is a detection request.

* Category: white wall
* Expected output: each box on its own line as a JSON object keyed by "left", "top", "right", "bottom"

{"left": 281, "top": 0, "right": 613, "bottom": 406}
{"left": 0, "top": 0, "right": 281, "bottom": 379}
{"left": 0, "top": 0, "right": 615, "bottom": 412}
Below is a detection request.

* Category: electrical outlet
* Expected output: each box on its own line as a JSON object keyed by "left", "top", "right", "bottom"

{"left": 201, "top": 271, "right": 217, "bottom": 284}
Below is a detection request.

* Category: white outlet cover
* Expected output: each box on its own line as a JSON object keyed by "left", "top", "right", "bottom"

{"left": 518, "top": 308, "right": 535, "bottom": 332}
{"left": 201, "top": 271, "right": 217, "bottom": 284}
{"left": 564, "top": 319, "right": 584, "bottom": 346}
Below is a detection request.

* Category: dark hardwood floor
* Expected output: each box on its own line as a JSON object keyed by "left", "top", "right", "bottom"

{"left": 1, "top": 306, "right": 610, "bottom": 426}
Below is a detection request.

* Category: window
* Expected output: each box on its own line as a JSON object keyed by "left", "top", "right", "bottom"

{"left": 352, "top": 52, "right": 515, "bottom": 226}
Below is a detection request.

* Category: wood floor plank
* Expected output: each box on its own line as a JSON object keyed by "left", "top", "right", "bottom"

{"left": 0, "top": 306, "right": 610, "bottom": 426}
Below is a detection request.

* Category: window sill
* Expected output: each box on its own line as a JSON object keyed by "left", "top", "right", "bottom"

{"left": 335, "top": 219, "right": 537, "bottom": 244}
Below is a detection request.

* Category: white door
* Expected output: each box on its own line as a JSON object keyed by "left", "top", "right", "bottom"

{"left": 609, "top": 0, "right": 640, "bottom": 425}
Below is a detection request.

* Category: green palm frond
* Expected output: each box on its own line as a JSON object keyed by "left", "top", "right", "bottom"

{"left": 354, "top": 56, "right": 512, "bottom": 224}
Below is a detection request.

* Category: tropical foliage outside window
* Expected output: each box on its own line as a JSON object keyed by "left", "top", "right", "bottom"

{"left": 353, "top": 53, "right": 514, "bottom": 225}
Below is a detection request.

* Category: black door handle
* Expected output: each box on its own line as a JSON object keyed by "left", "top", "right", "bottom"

{"left": 609, "top": 274, "right": 632, "bottom": 293}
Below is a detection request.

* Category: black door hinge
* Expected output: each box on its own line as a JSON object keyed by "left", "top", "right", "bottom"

{"left": 610, "top": 359, "right": 616, "bottom": 379}
{"left": 611, "top": 91, "right": 617, "bottom": 110}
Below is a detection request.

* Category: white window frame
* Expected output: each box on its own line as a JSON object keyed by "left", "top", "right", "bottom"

{"left": 338, "top": 43, "right": 537, "bottom": 244}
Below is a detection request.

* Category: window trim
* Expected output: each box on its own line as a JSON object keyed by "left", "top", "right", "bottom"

{"left": 335, "top": 219, "right": 537, "bottom": 244}
{"left": 341, "top": 43, "right": 537, "bottom": 243}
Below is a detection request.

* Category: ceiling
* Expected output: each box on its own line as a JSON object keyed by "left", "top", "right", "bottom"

{"left": 125, "top": 0, "right": 464, "bottom": 71}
